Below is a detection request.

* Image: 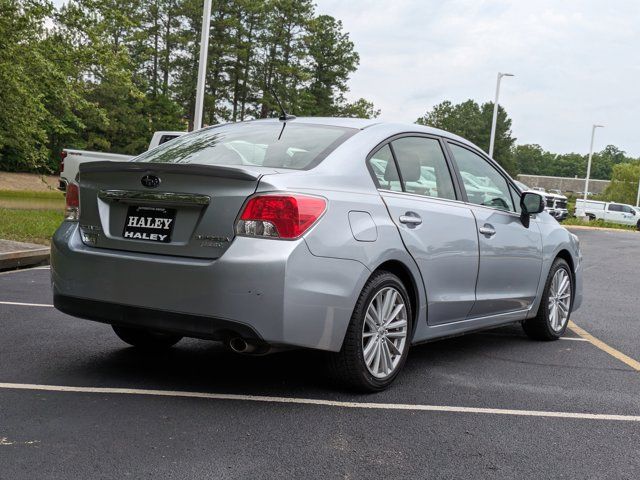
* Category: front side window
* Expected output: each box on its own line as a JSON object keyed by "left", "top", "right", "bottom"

{"left": 510, "top": 184, "right": 522, "bottom": 213}
{"left": 391, "top": 137, "right": 456, "bottom": 200}
{"left": 133, "top": 122, "right": 356, "bottom": 170}
{"left": 368, "top": 144, "right": 402, "bottom": 192}
{"left": 448, "top": 143, "right": 514, "bottom": 212}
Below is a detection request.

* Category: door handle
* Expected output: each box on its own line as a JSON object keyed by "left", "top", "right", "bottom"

{"left": 399, "top": 214, "right": 422, "bottom": 226}
{"left": 479, "top": 225, "right": 496, "bottom": 237}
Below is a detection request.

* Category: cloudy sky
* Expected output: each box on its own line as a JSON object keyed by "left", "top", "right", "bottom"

{"left": 314, "top": 0, "right": 640, "bottom": 156}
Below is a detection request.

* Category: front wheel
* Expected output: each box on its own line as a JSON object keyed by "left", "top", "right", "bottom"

{"left": 328, "top": 271, "right": 412, "bottom": 391}
{"left": 523, "top": 258, "right": 573, "bottom": 340}
{"left": 636, "top": 220, "right": 640, "bottom": 231}
{"left": 112, "top": 325, "right": 182, "bottom": 350}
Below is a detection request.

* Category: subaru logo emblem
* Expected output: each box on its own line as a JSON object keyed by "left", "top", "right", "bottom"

{"left": 141, "top": 175, "right": 160, "bottom": 189}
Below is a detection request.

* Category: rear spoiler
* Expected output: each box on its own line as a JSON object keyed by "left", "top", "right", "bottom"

{"left": 79, "top": 161, "right": 262, "bottom": 182}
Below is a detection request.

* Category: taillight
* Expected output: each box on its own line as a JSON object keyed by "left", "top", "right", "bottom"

{"left": 65, "top": 182, "right": 80, "bottom": 221}
{"left": 60, "top": 150, "right": 67, "bottom": 173}
{"left": 236, "top": 193, "right": 327, "bottom": 239}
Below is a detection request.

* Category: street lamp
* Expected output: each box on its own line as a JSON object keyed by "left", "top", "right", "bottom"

{"left": 193, "top": 0, "right": 212, "bottom": 131}
{"left": 583, "top": 124, "right": 604, "bottom": 202}
{"left": 488, "top": 72, "right": 514, "bottom": 158}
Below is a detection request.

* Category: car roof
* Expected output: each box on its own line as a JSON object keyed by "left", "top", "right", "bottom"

{"left": 250, "top": 117, "right": 480, "bottom": 150}
{"left": 250, "top": 117, "right": 381, "bottom": 129}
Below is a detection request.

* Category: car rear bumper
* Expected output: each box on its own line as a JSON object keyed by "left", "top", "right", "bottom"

{"left": 51, "top": 222, "right": 370, "bottom": 351}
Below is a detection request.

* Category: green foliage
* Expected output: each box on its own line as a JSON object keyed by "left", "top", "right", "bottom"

{"left": 603, "top": 162, "right": 640, "bottom": 205}
{"left": 562, "top": 217, "right": 637, "bottom": 231}
{"left": 0, "top": 207, "right": 64, "bottom": 245}
{"left": 0, "top": 0, "right": 375, "bottom": 173}
{"left": 513, "top": 143, "right": 636, "bottom": 180}
{"left": 416, "top": 100, "right": 516, "bottom": 173}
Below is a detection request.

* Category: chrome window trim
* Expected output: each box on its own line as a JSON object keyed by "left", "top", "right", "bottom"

{"left": 98, "top": 190, "right": 211, "bottom": 206}
{"left": 378, "top": 188, "right": 523, "bottom": 218}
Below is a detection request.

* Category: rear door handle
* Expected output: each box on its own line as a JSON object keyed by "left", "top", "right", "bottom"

{"left": 479, "top": 225, "right": 496, "bottom": 237}
{"left": 399, "top": 214, "right": 422, "bottom": 226}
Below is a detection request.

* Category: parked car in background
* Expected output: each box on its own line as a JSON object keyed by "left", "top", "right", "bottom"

{"left": 575, "top": 199, "right": 640, "bottom": 229}
{"left": 51, "top": 118, "right": 583, "bottom": 391}
{"left": 59, "top": 131, "right": 185, "bottom": 192}
{"left": 514, "top": 182, "right": 568, "bottom": 221}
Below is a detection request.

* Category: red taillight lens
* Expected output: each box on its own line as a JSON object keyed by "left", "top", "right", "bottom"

{"left": 236, "top": 194, "right": 327, "bottom": 239}
{"left": 60, "top": 150, "right": 67, "bottom": 173}
{"left": 65, "top": 182, "right": 80, "bottom": 221}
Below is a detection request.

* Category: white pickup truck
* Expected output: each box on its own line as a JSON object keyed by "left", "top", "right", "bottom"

{"left": 575, "top": 199, "right": 640, "bottom": 230}
{"left": 515, "top": 183, "right": 569, "bottom": 221}
{"left": 58, "top": 131, "right": 185, "bottom": 191}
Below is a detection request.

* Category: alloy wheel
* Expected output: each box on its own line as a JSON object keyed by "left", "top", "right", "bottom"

{"left": 362, "top": 287, "right": 408, "bottom": 379}
{"left": 548, "top": 268, "right": 571, "bottom": 332}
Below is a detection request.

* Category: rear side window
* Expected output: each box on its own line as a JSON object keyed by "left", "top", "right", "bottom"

{"left": 608, "top": 204, "right": 622, "bottom": 212}
{"left": 449, "top": 143, "right": 515, "bottom": 212}
{"left": 133, "top": 122, "right": 356, "bottom": 170}
{"left": 391, "top": 137, "right": 456, "bottom": 200}
{"left": 368, "top": 144, "right": 402, "bottom": 192}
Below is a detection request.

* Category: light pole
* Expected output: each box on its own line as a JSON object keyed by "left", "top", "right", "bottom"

{"left": 583, "top": 124, "right": 604, "bottom": 202}
{"left": 488, "top": 72, "right": 514, "bottom": 158}
{"left": 193, "top": 0, "right": 212, "bottom": 131}
{"left": 635, "top": 176, "right": 640, "bottom": 207}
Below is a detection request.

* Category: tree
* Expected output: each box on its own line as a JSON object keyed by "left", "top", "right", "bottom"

{"left": 1, "top": 0, "right": 376, "bottom": 173}
{"left": 604, "top": 162, "right": 640, "bottom": 205}
{"left": 416, "top": 100, "right": 516, "bottom": 173}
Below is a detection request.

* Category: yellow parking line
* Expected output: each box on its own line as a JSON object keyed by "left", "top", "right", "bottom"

{"left": 568, "top": 321, "right": 640, "bottom": 372}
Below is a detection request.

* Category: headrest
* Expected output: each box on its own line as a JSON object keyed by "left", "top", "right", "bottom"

{"left": 384, "top": 160, "right": 400, "bottom": 181}
{"left": 399, "top": 153, "right": 421, "bottom": 182}
{"left": 263, "top": 142, "right": 290, "bottom": 167}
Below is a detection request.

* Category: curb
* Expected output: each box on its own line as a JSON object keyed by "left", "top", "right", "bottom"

{"left": 0, "top": 242, "right": 50, "bottom": 272}
{"left": 564, "top": 225, "right": 638, "bottom": 234}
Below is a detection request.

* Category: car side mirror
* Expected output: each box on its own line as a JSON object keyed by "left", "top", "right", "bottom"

{"left": 520, "top": 192, "right": 545, "bottom": 228}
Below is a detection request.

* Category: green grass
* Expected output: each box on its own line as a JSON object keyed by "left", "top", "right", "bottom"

{"left": 562, "top": 217, "right": 637, "bottom": 231}
{"left": 0, "top": 189, "right": 64, "bottom": 200}
{"left": 0, "top": 208, "right": 64, "bottom": 245}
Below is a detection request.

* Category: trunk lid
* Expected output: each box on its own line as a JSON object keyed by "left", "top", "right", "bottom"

{"left": 78, "top": 162, "right": 268, "bottom": 259}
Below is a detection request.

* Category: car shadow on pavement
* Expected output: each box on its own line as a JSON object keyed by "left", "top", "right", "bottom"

{"left": 59, "top": 324, "right": 539, "bottom": 398}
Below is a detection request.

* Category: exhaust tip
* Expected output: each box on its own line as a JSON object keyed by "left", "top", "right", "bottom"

{"left": 229, "top": 337, "right": 248, "bottom": 353}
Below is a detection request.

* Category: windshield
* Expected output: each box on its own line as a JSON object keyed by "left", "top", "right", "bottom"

{"left": 133, "top": 122, "right": 357, "bottom": 170}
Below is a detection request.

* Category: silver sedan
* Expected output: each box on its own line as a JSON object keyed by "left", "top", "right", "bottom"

{"left": 51, "top": 118, "right": 583, "bottom": 391}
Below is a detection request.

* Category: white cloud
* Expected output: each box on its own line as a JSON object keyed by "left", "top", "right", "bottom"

{"left": 315, "top": 0, "right": 640, "bottom": 156}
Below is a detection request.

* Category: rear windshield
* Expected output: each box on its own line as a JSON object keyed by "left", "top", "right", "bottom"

{"left": 133, "top": 122, "right": 357, "bottom": 170}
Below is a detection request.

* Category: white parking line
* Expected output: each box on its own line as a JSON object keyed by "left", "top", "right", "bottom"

{"left": 560, "top": 337, "right": 588, "bottom": 342}
{"left": 0, "top": 301, "right": 53, "bottom": 308}
{"left": 0, "top": 382, "right": 638, "bottom": 422}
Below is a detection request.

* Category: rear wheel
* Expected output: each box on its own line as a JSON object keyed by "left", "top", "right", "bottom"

{"left": 328, "top": 271, "right": 412, "bottom": 391}
{"left": 523, "top": 258, "right": 572, "bottom": 340}
{"left": 636, "top": 220, "right": 640, "bottom": 231}
{"left": 112, "top": 325, "right": 182, "bottom": 350}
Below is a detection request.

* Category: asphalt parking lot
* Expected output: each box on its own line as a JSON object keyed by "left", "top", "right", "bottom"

{"left": 0, "top": 228, "right": 639, "bottom": 479}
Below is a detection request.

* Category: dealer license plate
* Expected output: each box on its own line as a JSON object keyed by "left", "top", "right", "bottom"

{"left": 122, "top": 205, "right": 176, "bottom": 243}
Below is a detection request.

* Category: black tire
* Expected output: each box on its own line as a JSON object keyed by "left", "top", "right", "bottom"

{"left": 327, "top": 271, "right": 413, "bottom": 392}
{"left": 112, "top": 325, "right": 182, "bottom": 350}
{"left": 636, "top": 220, "right": 640, "bottom": 231}
{"left": 522, "top": 258, "right": 573, "bottom": 341}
